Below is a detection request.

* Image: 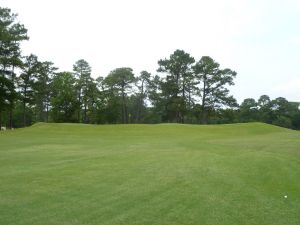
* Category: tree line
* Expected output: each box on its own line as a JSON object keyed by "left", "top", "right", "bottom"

{"left": 1, "top": 7, "right": 299, "bottom": 130}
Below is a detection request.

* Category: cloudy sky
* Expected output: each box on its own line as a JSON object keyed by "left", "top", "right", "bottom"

{"left": 2, "top": 0, "right": 300, "bottom": 102}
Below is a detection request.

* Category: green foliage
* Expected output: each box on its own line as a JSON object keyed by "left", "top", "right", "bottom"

{"left": 33, "top": 61, "right": 57, "bottom": 122}
{"left": 103, "top": 67, "right": 135, "bottom": 123}
{"left": 18, "top": 54, "right": 40, "bottom": 126}
{"left": 73, "top": 59, "right": 94, "bottom": 123}
{"left": 158, "top": 49, "right": 195, "bottom": 123}
{"left": 291, "top": 110, "right": 300, "bottom": 129}
{"left": 239, "top": 98, "right": 258, "bottom": 122}
{"left": 273, "top": 115, "right": 292, "bottom": 128}
{"left": 50, "top": 72, "right": 79, "bottom": 122}
{"left": 193, "top": 56, "right": 237, "bottom": 123}
{"left": 1, "top": 6, "right": 299, "bottom": 130}
{"left": 0, "top": 7, "right": 28, "bottom": 128}
{"left": 236, "top": 95, "right": 300, "bottom": 130}
{"left": 135, "top": 70, "right": 151, "bottom": 123}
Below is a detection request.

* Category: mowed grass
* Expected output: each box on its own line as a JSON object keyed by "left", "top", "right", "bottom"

{"left": 0, "top": 123, "right": 300, "bottom": 225}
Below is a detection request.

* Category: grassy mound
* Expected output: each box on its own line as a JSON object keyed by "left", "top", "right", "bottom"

{"left": 0, "top": 123, "right": 299, "bottom": 225}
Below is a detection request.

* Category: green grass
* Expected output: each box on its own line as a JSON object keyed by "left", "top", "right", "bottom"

{"left": 0, "top": 122, "right": 299, "bottom": 225}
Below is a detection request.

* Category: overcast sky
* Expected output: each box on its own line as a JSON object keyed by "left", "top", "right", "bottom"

{"left": 2, "top": 0, "right": 300, "bottom": 102}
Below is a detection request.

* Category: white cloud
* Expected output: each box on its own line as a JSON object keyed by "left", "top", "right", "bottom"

{"left": 273, "top": 78, "right": 300, "bottom": 92}
{"left": 272, "top": 78, "right": 300, "bottom": 101}
{"left": 2, "top": 0, "right": 300, "bottom": 102}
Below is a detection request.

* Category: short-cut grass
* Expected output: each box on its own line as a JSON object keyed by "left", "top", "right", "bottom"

{"left": 0, "top": 123, "right": 299, "bottom": 225}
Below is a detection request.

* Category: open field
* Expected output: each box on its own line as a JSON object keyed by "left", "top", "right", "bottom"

{"left": 0, "top": 123, "right": 300, "bottom": 225}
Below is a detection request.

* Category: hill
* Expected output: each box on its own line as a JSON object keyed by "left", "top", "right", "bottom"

{"left": 0, "top": 123, "right": 299, "bottom": 225}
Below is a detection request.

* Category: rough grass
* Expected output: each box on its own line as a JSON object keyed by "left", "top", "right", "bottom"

{"left": 0, "top": 122, "right": 299, "bottom": 225}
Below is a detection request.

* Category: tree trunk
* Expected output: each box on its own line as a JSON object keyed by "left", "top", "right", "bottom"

{"left": 0, "top": 111, "right": 2, "bottom": 129}
{"left": 77, "top": 90, "right": 81, "bottom": 123}
{"left": 84, "top": 104, "right": 87, "bottom": 123}
{"left": 137, "top": 80, "right": 144, "bottom": 123}
{"left": 125, "top": 103, "right": 128, "bottom": 124}
{"left": 10, "top": 65, "right": 15, "bottom": 129}
{"left": 23, "top": 86, "right": 27, "bottom": 127}
{"left": 122, "top": 95, "right": 128, "bottom": 124}
{"left": 46, "top": 103, "right": 49, "bottom": 123}
{"left": 121, "top": 86, "right": 126, "bottom": 124}
{"left": 188, "top": 86, "right": 191, "bottom": 123}
{"left": 9, "top": 109, "right": 13, "bottom": 129}
{"left": 175, "top": 73, "right": 180, "bottom": 123}
{"left": 201, "top": 76, "right": 207, "bottom": 124}
{"left": 84, "top": 77, "right": 88, "bottom": 123}
{"left": 182, "top": 80, "right": 185, "bottom": 124}
{"left": 23, "top": 100, "right": 26, "bottom": 127}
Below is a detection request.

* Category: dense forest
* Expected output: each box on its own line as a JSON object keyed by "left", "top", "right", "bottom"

{"left": 1, "top": 7, "right": 300, "bottom": 130}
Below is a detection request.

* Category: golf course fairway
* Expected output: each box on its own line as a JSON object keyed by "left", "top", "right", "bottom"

{"left": 0, "top": 122, "right": 299, "bottom": 225}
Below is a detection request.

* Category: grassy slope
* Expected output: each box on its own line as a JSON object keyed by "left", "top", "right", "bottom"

{"left": 0, "top": 123, "right": 299, "bottom": 225}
